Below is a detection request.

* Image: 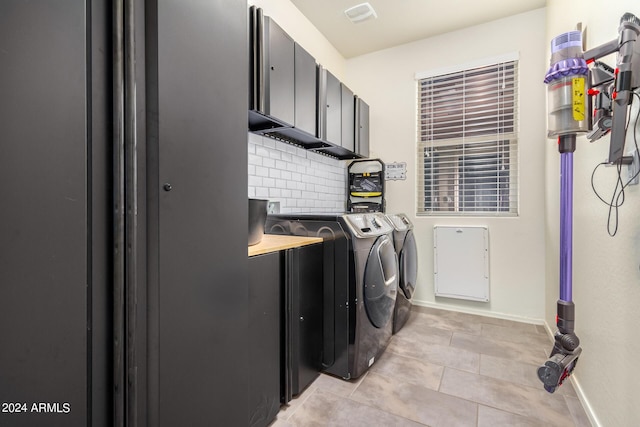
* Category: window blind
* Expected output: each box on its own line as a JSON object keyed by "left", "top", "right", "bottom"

{"left": 416, "top": 59, "right": 519, "bottom": 215}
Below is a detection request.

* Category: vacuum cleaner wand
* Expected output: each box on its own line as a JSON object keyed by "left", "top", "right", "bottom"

{"left": 538, "top": 132, "right": 583, "bottom": 393}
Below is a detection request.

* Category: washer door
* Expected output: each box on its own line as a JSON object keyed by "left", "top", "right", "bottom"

{"left": 399, "top": 229, "right": 418, "bottom": 299}
{"left": 363, "top": 235, "right": 398, "bottom": 328}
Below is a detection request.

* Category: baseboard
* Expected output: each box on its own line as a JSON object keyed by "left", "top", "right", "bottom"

{"left": 542, "top": 321, "right": 601, "bottom": 427}
{"left": 412, "top": 299, "right": 545, "bottom": 325}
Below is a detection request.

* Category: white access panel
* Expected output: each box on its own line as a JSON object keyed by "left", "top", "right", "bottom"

{"left": 434, "top": 226, "right": 489, "bottom": 302}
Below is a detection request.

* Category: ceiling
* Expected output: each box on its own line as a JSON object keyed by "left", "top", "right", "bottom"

{"left": 290, "top": 0, "right": 546, "bottom": 58}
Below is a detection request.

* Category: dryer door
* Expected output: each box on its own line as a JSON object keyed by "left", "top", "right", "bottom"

{"left": 363, "top": 235, "right": 398, "bottom": 328}
{"left": 400, "top": 229, "right": 418, "bottom": 299}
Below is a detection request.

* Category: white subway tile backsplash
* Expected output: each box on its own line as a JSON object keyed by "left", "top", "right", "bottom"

{"left": 262, "top": 157, "right": 275, "bottom": 169}
{"left": 255, "top": 166, "right": 270, "bottom": 177}
{"left": 248, "top": 132, "right": 262, "bottom": 145}
{"left": 263, "top": 177, "right": 276, "bottom": 188}
{"left": 263, "top": 138, "right": 276, "bottom": 149}
{"left": 269, "top": 188, "right": 281, "bottom": 197}
{"left": 280, "top": 171, "right": 292, "bottom": 181}
{"left": 269, "top": 169, "right": 281, "bottom": 179}
{"left": 248, "top": 175, "right": 262, "bottom": 187}
{"left": 255, "top": 187, "right": 269, "bottom": 198}
{"left": 256, "top": 146, "right": 270, "bottom": 158}
{"left": 248, "top": 133, "right": 347, "bottom": 213}
{"left": 269, "top": 150, "right": 281, "bottom": 160}
{"left": 248, "top": 154, "right": 263, "bottom": 166}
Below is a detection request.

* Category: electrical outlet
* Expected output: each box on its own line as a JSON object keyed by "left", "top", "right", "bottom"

{"left": 627, "top": 147, "right": 640, "bottom": 185}
{"left": 267, "top": 201, "right": 280, "bottom": 214}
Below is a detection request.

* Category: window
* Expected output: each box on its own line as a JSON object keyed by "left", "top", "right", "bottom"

{"left": 416, "top": 56, "right": 519, "bottom": 215}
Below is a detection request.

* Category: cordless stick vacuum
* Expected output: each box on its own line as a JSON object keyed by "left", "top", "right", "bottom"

{"left": 538, "top": 30, "right": 586, "bottom": 394}
{"left": 538, "top": 14, "right": 640, "bottom": 393}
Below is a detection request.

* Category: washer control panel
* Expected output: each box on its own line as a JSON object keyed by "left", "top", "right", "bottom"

{"left": 343, "top": 213, "right": 393, "bottom": 238}
{"left": 387, "top": 213, "right": 413, "bottom": 231}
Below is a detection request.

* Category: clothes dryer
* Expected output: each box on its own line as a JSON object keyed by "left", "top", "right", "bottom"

{"left": 266, "top": 213, "right": 398, "bottom": 379}
{"left": 386, "top": 213, "right": 418, "bottom": 334}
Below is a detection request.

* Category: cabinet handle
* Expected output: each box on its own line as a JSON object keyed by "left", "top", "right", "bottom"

{"left": 163, "top": 183, "right": 172, "bottom": 192}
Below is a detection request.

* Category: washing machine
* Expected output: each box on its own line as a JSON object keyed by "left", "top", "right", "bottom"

{"left": 266, "top": 212, "right": 398, "bottom": 380}
{"left": 386, "top": 213, "right": 418, "bottom": 334}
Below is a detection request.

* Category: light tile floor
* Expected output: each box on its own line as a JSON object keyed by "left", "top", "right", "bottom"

{"left": 271, "top": 306, "right": 591, "bottom": 427}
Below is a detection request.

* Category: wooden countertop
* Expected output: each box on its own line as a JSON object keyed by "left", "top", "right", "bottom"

{"left": 248, "top": 234, "right": 323, "bottom": 257}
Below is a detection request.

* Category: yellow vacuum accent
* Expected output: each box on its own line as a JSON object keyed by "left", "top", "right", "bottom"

{"left": 572, "top": 77, "right": 585, "bottom": 121}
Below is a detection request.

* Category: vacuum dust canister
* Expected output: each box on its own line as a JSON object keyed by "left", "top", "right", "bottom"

{"left": 544, "top": 31, "right": 589, "bottom": 138}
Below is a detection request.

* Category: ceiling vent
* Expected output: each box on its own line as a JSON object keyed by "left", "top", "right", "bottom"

{"left": 344, "top": 2, "right": 377, "bottom": 23}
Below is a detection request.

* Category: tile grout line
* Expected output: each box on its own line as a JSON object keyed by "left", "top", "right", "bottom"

{"left": 342, "top": 370, "right": 434, "bottom": 426}
{"left": 347, "top": 370, "right": 368, "bottom": 397}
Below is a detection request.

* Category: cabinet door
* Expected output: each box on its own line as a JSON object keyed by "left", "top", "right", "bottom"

{"left": 357, "top": 97, "right": 370, "bottom": 157}
{"left": 266, "top": 17, "right": 295, "bottom": 126}
{"left": 0, "top": 2, "right": 108, "bottom": 426}
{"left": 151, "top": 0, "right": 249, "bottom": 425}
{"left": 290, "top": 244, "right": 323, "bottom": 396}
{"left": 341, "top": 84, "right": 355, "bottom": 152}
{"left": 249, "top": 253, "right": 282, "bottom": 427}
{"left": 325, "top": 70, "right": 342, "bottom": 145}
{"left": 294, "top": 43, "right": 317, "bottom": 136}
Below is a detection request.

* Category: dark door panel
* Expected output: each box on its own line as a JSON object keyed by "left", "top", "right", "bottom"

{"left": 0, "top": 1, "right": 92, "bottom": 426}
{"left": 150, "top": 0, "right": 249, "bottom": 425}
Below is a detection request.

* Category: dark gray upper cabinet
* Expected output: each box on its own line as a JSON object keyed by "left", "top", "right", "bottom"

{"left": 294, "top": 42, "right": 318, "bottom": 136}
{"left": 341, "top": 84, "right": 355, "bottom": 152}
{"left": 356, "top": 97, "right": 370, "bottom": 157}
{"left": 319, "top": 67, "right": 356, "bottom": 151}
{"left": 324, "top": 69, "right": 342, "bottom": 145}
{"left": 249, "top": 8, "right": 367, "bottom": 160}
{"left": 264, "top": 17, "right": 295, "bottom": 126}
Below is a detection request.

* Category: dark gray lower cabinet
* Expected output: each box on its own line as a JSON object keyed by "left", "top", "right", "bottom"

{"left": 285, "top": 244, "right": 323, "bottom": 399}
{"left": 249, "top": 243, "right": 323, "bottom": 427}
{"left": 249, "top": 252, "right": 282, "bottom": 427}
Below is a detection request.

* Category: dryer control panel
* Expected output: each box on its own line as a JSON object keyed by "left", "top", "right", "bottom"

{"left": 342, "top": 213, "right": 393, "bottom": 238}
{"left": 386, "top": 213, "right": 413, "bottom": 231}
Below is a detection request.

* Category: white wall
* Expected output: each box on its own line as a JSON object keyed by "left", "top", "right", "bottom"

{"left": 345, "top": 9, "right": 548, "bottom": 322}
{"left": 546, "top": 2, "right": 640, "bottom": 426}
